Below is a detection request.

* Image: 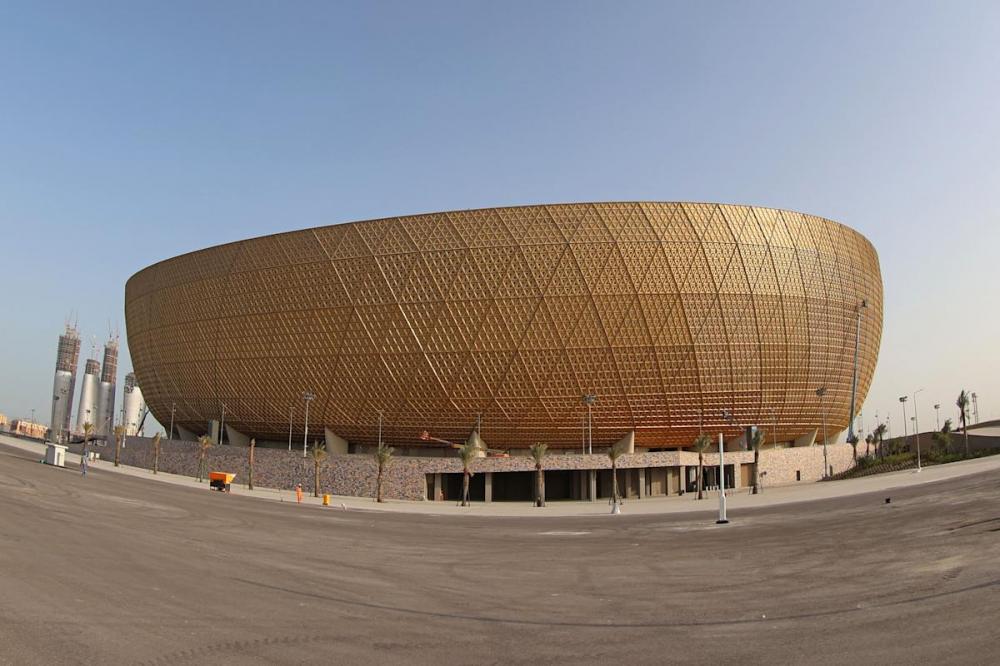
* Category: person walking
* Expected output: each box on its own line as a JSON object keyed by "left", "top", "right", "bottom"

{"left": 80, "top": 441, "right": 89, "bottom": 476}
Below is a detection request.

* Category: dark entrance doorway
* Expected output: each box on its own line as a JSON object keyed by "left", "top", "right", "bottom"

{"left": 492, "top": 471, "right": 532, "bottom": 501}
{"left": 442, "top": 472, "right": 485, "bottom": 502}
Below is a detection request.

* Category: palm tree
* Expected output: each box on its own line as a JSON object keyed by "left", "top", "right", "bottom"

{"left": 81, "top": 422, "right": 93, "bottom": 470}
{"left": 529, "top": 442, "right": 548, "bottom": 507}
{"left": 957, "top": 390, "right": 971, "bottom": 457}
{"left": 151, "top": 432, "right": 161, "bottom": 474}
{"left": 247, "top": 438, "right": 255, "bottom": 490}
{"left": 607, "top": 439, "right": 627, "bottom": 507}
{"left": 932, "top": 429, "right": 952, "bottom": 454}
{"left": 846, "top": 432, "right": 859, "bottom": 463}
{"left": 692, "top": 433, "right": 712, "bottom": 499}
{"left": 864, "top": 433, "right": 874, "bottom": 458}
{"left": 373, "top": 442, "right": 393, "bottom": 502}
{"left": 457, "top": 441, "right": 479, "bottom": 507}
{"left": 310, "top": 441, "right": 327, "bottom": 497}
{"left": 196, "top": 435, "right": 212, "bottom": 482}
{"left": 113, "top": 424, "right": 125, "bottom": 467}
{"left": 750, "top": 428, "right": 765, "bottom": 494}
{"left": 942, "top": 418, "right": 953, "bottom": 433}
{"left": 874, "top": 423, "right": 888, "bottom": 459}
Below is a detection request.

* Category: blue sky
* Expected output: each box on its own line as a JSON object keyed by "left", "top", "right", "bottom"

{"left": 1, "top": 0, "right": 998, "bottom": 436}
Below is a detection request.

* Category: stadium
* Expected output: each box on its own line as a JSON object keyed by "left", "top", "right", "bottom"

{"left": 124, "top": 202, "right": 881, "bottom": 500}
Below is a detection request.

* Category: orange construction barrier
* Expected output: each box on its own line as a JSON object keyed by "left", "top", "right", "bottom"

{"left": 296, "top": 484, "right": 303, "bottom": 503}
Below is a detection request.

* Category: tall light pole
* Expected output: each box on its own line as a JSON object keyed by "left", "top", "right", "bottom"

{"left": 899, "top": 395, "right": 908, "bottom": 447}
{"left": 913, "top": 388, "right": 924, "bottom": 472}
{"left": 934, "top": 403, "right": 940, "bottom": 431}
{"left": 582, "top": 394, "right": 596, "bottom": 455}
{"left": 847, "top": 299, "right": 868, "bottom": 443}
{"left": 302, "top": 392, "right": 315, "bottom": 458}
{"left": 288, "top": 406, "right": 293, "bottom": 451}
{"left": 815, "top": 387, "right": 829, "bottom": 479}
{"left": 718, "top": 410, "right": 734, "bottom": 524}
{"left": 771, "top": 408, "right": 778, "bottom": 449}
{"left": 971, "top": 392, "right": 979, "bottom": 424}
{"left": 168, "top": 402, "right": 176, "bottom": 440}
{"left": 219, "top": 402, "right": 227, "bottom": 446}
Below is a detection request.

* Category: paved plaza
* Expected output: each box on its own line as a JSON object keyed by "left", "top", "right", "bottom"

{"left": 1, "top": 438, "right": 998, "bottom": 664}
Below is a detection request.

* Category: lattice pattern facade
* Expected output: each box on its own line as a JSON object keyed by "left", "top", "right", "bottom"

{"left": 125, "top": 202, "right": 882, "bottom": 449}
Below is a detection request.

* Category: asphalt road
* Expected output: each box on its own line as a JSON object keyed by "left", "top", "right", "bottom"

{"left": 1, "top": 442, "right": 998, "bottom": 665}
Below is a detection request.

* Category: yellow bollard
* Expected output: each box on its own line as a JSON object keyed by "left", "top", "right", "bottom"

{"left": 323, "top": 494, "right": 330, "bottom": 506}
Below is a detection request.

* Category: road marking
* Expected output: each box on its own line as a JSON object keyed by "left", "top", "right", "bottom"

{"left": 537, "top": 530, "right": 590, "bottom": 536}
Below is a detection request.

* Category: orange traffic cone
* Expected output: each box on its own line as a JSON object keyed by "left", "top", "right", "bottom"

{"left": 296, "top": 484, "right": 303, "bottom": 504}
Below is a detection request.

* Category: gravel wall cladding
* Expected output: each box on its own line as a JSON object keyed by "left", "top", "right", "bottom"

{"left": 69, "top": 437, "right": 859, "bottom": 501}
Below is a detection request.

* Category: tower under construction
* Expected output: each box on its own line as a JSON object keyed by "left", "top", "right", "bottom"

{"left": 50, "top": 323, "right": 81, "bottom": 442}
{"left": 96, "top": 336, "right": 119, "bottom": 436}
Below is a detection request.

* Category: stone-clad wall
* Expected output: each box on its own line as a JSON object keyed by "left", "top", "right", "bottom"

{"left": 71, "top": 437, "right": 858, "bottom": 501}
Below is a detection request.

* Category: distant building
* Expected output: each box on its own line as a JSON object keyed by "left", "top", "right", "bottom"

{"left": 0, "top": 413, "right": 9, "bottom": 431}
{"left": 123, "top": 372, "right": 145, "bottom": 436}
{"left": 77, "top": 359, "right": 101, "bottom": 432}
{"left": 50, "top": 323, "right": 81, "bottom": 443}
{"left": 96, "top": 337, "right": 119, "bottom": 436}
{"left": 12, "top": 420, "right": 47, "bottom": 439}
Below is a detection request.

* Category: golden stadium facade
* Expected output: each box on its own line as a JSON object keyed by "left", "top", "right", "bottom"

{"left": 125, "top": 202, "right": 882, "bottom": 450}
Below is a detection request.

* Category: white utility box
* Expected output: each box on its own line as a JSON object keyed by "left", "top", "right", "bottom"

{"left": 45, "top": 443, "right": 68, "bottom": 467}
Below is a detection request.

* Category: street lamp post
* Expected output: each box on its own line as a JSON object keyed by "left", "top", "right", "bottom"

{"left": 847, "top": 300, "right": 868, "bottom": 443}
{"left": 288, "top": 406, "right": 293, "bottom": 451}
{"left": 718, "top": 410, "right": 735, "bottom": 524}
{"left": 934, "top": 403, "right": 940, "bottom": 431}
{"left": 168, "top": 402, "right": 176, "bottom": 440}
{"left": 302, "top": 392, "right": 315, "bottom": 458}
{"left": 219, "top": 402, "right": 227, "bottom": 446}
{"left": 899, "top": 396, "right": 908, "bottom": 450}
{"left": 816, "top": 387, "right": 829, "bottom": 479}
{"left": 913, "top": 388, "right": 924, "bottom": 472}
{"left": 582, "top": 394, "right": 596, "bottom": 455}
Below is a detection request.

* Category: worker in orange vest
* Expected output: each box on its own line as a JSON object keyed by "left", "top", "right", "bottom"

{"left": 295, "top": 484, "right": 303, "bottom": 503}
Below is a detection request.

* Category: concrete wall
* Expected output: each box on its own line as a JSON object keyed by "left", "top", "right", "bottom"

{"left": 68, "top": 436, "right": 858, "bottom": 502}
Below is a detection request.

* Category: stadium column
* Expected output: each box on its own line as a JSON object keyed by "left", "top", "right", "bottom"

{"left": 588, "top": 470, "right": 597, "bottom": 502}
{"left": 638, "top": 468, "right": 645, "bottom": 499}
{"left": 484, "top": 472, "right": 492, "bottom": 503}
{"left": 224, "top": 424, "right": 250, "bottom": 447}
{"left": 324, "top": 428, "right": 349, "bottom": 455}
{"left": 677, "top": 465, "right": 686, "bottom": 495}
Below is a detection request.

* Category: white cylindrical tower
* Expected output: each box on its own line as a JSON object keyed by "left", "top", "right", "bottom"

{"left": 50, "top": 324, "right": 81, "bottom": 442}
{"left": 51, "top": 370, "right": 74, "bottom": 441}
{"left": 96, "top": 337, "right": 119, "bottom": 436}
{"left": 76, "top": 359, "right": 101, "bottom": 432}
{"left": 123, "top": 373, "right": 145, "bottom": 436}
{"left": 96, "top": 381, "right": 114, "bottom": 435}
